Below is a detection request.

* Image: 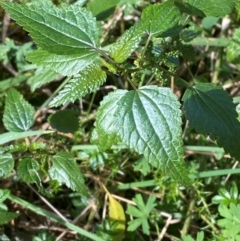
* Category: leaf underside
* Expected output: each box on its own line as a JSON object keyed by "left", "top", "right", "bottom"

{"left": 26, "top": 49, "right": 99, "bottom": 77}
{"left": 27, "top": 66, "right": 59, "bottom": 91}
{"left": 182, "top": 83, "right": 240, "bottom": 159}
{"left": 94, "top": 86, "right": 190, "bottom": 186}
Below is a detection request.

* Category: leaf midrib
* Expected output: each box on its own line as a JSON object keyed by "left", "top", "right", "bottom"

{"left": 5, "top": 4, "right": 95, "bottom": 49}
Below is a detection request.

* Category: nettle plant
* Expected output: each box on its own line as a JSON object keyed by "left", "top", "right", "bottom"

{"left": 0, "top": 0, "right": 239, "bottom": 189}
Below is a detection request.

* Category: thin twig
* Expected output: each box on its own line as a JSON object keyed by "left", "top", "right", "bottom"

{"left": 27, "top": 184, "right": 68, "bottom": 222}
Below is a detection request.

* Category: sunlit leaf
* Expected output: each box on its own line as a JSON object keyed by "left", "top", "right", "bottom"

{"left": 0, "top": 130, "right": 53, "bottom": 145}
{"left": 110, "top": 23, "right": 144, "bottom": 63}
{"left": 49, "top": 152, "right": 88, "bottom": 196}
{"left": 92, "top": 90, "right": 127, "bottom": 151}
{"left": 108, "top": 192, "right": 126, "bottom": 241}
{"left": 141, "top": 1, "right": 181, "bottom": 37}
{"left": 49, "top": 65, "right": 106, "bottom": 107}
{"left": 17, "top": 158, "right": 42, "bottom": 186}
{"left": 0, "top": 153, "right": 14, "bottom": 178}
{"left": 95, "top": 86, "right": 190, "bottom": 185}
{"left": 126, "top": 194, "right": 156, "bottom": 235}
{"left": 0, "top": 1, "right": 100, "bottom": 54}
{"left": 27, "top": 66, "right": 59, "bottom": 91}
{"left": 26, "top": 49, "right": 99, "bottom": 77}
{"left": 3, "top": 88, "right": 35, "bottom": 132}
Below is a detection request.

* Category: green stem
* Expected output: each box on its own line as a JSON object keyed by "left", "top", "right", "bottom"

{"left": 116, "top": 168, "right": 240, "bottom": 190}
{"left": 8, "top": 194, "right": 104, "bottom": 241}
{"left": 157, "top": 65, "right": 192, "bottom": 88}
{"left": 128, "top": 77, "right": 138, "bottom": 90}
{"left": 200, "top": 213, "right": 219, "bottom": 233}
{"left": 95, "top": 47, "right": 115, "bottom": 65}
{"left": 139, "top": 35, "right": 152, "bottom": 67}
{"left": 212, "top": 48, "right": 223, "bottom": 84}
{"left": 86, "top": 91, "right": 97, "bottom": 115}
{"left": 181, "top": 198, "right": 196, "bottom": 237}
{"left": 39, "top": 76, "right": 71, "bottom": 110}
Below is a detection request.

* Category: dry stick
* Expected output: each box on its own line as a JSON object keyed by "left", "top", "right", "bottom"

{"left": 170, "top": 75, "right": 174, "bottom": 92}
{"left": 159, "top": 212, "right": 181, "bottom": 241}
{"left": 56, "top": 202, "right": 94, "bottom": 241}
{"left": 100, "top": 6, "right": 124, "bottom": 44}
{"left": 158, "top": 212, "right": 173, "bottom": 240}
{"left": 27, "top": 184, "right": 68, "bottom": 222}
{"left": 17, "top": 224, "right": 75, "bottom": 233}
{"left": 2, "top": 12, "right": 19, "bottom": 77}
{"left": 2, "top": 12, "right": 10, "bottom": 41}
{"left": 224, "top": 161, "right": 239, "bottom": 184}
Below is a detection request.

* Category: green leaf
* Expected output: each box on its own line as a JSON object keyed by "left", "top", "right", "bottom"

{"left": 0, "top": 189, "right": 10, "bottom": 203}
{"left": 134, "top": 156, "right": 151, "bottom": 176}
{"left": 126, "top": 194, "right": 156, "bottom": 235}
{"left": 17, "top": 158, "right": 42, "bottom": 186}
{"left": 92, "top": 89, "right": 127, "bottom": 151}
{"left": 0, "top": 130, "right": 53, "bottom": 145}
{"left": 26, "top": 49, "right": 99, "bottom": 76}
{"left": 182, "top": 231, "right": 204, "bottom": 241}
{"left": 114, "top": 86, "right": 190, "bottom": 185}
{"left": 95, "top": 86, "right": 190, "bottom": 185}
{"left": 0, "top": 75, "right": 28, "bottom": 91}
{"left": 107, "top": 191, "right": 126, "bottom": 241}
{"left": 27, "top": 66, "right": 59, "bottom": 91}
{"left": 186, "top": 0, "right": 235, "bottom": 17}
{"left": 110, "top": 23, "right": 144, "bottom": 63}
{"left": 227, "top": 28, "right": 240, "bottom": 65}
{"left": 201, "top": 16, "right": 219, "bottom": 30}
{"left": 218, "top": 204, "right": 240, "bottom": 239}
{"left": 141, "top": 1, "right": 181, "bottom": 37}
{"left": 174, "top": 1, "right": 205, "bottom": 17}
{"left": 87, "top": 0, "right": 120, "bottom": 20}
{"left": 182, "top": 83, "right": 240, "bottom": 160}
{"left": 0, "top": 1, "right": 100, "bottom": 54}
{"left": 0, "top": 210, "right": 19, "bottom": 225}
{"left": 49, "top": 65, "right": 107, "bottom": 107}
{"left": 0, "top": 153, "right": 14, "bottom": 178}
{"left": 3, "top": 88, "right": 35, "bottom": 132}
{"left": 49, "top": 152, "right": 88, "bottom": 196}
{"left": 48, "top": 109, "right": 79, "bottom": 133}
{"left": 230, "top": 183, "right": 239, "bottom": 200}
{"left": 182, "top": 235, "right": 195, "bottom": 241}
